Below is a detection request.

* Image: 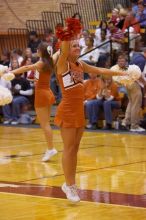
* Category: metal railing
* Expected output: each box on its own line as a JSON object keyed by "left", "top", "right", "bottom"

{"left": 26, "top": 20, "right": 48, "bottom": 36}
{"left": 42, "top": 11, "right": 63, "bottom": 31}
{"left": 79, "top": 39, "right": 113, "bottom": 65}
{"left": 8, "top": 28, "right": 29, "bottom": 50}
{"left": 77, "top": 0, "right": 131, "bottom": 29}
{"left": 60, "top": 3, "right": 79, "bottom": 23}
{"left": 0, "top": 35, "right": 10, "bottom": 55}
{"left": 0, "top": 28, "right": 29, "bottom": 55}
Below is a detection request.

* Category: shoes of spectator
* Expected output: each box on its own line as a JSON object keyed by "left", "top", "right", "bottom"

{"left": 86, "top": 123, "right": 98, "bottom": 130}
{"left": 103, "top": 123, "right": 112, "bottom": 130}
{"left": 119, "top": 122, "right": 130, "bottom": 131}
{"left": 62, "top": 183, "right": 80, "bottom": 203}
{"left": 3, "top": 119, "right": 12, "bottom": 125}
{"left": 86, "top": 123, "right": 92, "bottom": 129}
{"left": 11, "top": 120, "right": 19, "bottom": 125}
{"left": 130, "top": 126, "right": 145, "bottom": 132}
{"left": 42, "top": 148, "right": 57, "bottom": 162}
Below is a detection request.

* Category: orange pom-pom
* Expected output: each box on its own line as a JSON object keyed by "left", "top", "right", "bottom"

{"left": 55, "top": 18, "right": 82, "bottom": 41}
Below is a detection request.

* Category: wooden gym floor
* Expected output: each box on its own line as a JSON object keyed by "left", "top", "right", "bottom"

{"left": 0, "top": 125, "right": 146, "bottom": 220}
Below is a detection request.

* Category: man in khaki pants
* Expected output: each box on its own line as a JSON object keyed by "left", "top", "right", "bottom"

{"left": 111, "top": 55, "right": 145, "bottom": 132}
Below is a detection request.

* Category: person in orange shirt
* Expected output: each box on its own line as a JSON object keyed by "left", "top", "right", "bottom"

{"left": 85, "top": 75, "right": 121, "bottom": 130}
{"left": 54, "top": 18, "right": 126, "bottom": 203}
{"left": 101, "top": 76, "right": 121, "bottom": 129}
{"left": 84, "top": 73, "right": 104, "bottom": 129}
{"left": 8, "top": 42, "right": 58, "bottom": 162}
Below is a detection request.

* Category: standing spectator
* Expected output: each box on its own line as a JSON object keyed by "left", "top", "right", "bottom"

{"left": 0, "top": 50, "right": 10, "bottom": 67}
{"left": 44, "top": 28, "right": 57, "bottom": 53}
{"left": 112, "top": 55, "right": 145, "bottom": 132}
{"left": 28, "top": 31, "right": 41, "bottom": 54}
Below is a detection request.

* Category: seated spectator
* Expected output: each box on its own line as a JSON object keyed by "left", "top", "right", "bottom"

{"left": 95, "top": 20, "right": 110, "bottom": 42}
{"left": 27, "top": 31, "right": 41, "bottom": 54}
{"left": 130, "top": 48, "right": 146, "bottom": 72}
{"left": 108, "top": 21, "right": 125, "bottom": 52}
{"left": 9, "top": 48, "right": 23, "bottom": 67}
{"left": 80, "top": 36, "right": 100, "bottom": 79}
{"left": 109, "top": 8, "right": 120, "bottom": 26}
{"left": 84, "top": 73, "right": 103, "bottom": 129}
{"left": 116, "top": 8, "right": 128, "bottom": 30}
{"left": 23, "top": 48, "right": 33, "bottom": 60}
{"left": 135, "top": 2, "right": 146, "bottom": 28}
{"left": 79, "top": 29, "right": 91, "bottom": 49}
{"left": 96, "top": 30, "right": 110, "bottom": 67}
{"left": 131, "top": 0, "right": 139, "bottom": 15}
{"left": 85, "top": 74, "right": 121, "bottom": 130}
{"left": 97, "top": 30, "right": 110, "bottom": 53}
{"left": 21, "top": 57, "right": 36, "bottom": 88}
{"left": 2, "top": 59, "right": 33, "bottom": 125}
{"left": 122, "top": 11, "right": 141, "bottom": 51}
{"left": 80, "top": 36, "right": 100, "bottom": 65}
{"left": 0, "top": 50, "right": 10, "bottom": 67}
{"left": 2, "top": 74, "right": 33, "bottom": 125}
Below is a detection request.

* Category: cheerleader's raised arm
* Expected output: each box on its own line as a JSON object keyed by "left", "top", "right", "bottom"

{"left": 81, "top": 60, "right": 128, "bottom": 77}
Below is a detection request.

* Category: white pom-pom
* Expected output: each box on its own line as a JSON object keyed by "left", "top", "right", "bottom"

{"left": 0, "top": 85, "right": 13, "bottom": 106}
{"left": 127, "top": 64, "right": 141, "bottom": 81}
{"left": 0, "top": 65, "right": 8, "bottom": 76}
{"left": 2, "top": 72, "right": 15, "bottom": 81}
{"left": 112, "top": 64, "right": 141, "bottom": 86}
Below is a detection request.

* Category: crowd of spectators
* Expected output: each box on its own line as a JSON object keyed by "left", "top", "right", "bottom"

{"left": 0, "top": 0, "right": 146, "bottom": 131}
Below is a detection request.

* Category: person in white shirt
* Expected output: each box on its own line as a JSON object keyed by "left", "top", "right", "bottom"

{"left": 80, "top": 36, "right": 100, "bottom": 65}
{"left": 80, "top": 36, "right": 100, "bottom": 79}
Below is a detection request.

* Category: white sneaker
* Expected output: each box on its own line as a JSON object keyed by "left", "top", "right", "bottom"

{"left": 86, "top": 124, "right": 92, "bottom": 129}
{"left": 11, "top": 120, "right": 19, "bottom": 125}
{"left": 42, "top": 148, "right": 57, "bottom": 162}
{"left": 3, "top": 120, "right": 11, "bottom": 125}
{"left": 62, "top": 183, "right": 80, "bottom": 203}
{"left": 130, "top": 126, "right": 145, "bottom": 132}
{"left": 121, "top": 121, "right": 126, "bottom": 127}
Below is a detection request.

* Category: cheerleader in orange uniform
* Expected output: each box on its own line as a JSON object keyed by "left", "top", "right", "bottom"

{"left": 9, "top": 42, "right": 57, "bottom": 162}
{"left": 55, "top": 18, "right": 126, "bottom": 203}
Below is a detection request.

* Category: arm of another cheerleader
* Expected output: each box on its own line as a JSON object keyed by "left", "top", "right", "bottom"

{"left": 10, "top": 61, "right": 44, "bottom": 75}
